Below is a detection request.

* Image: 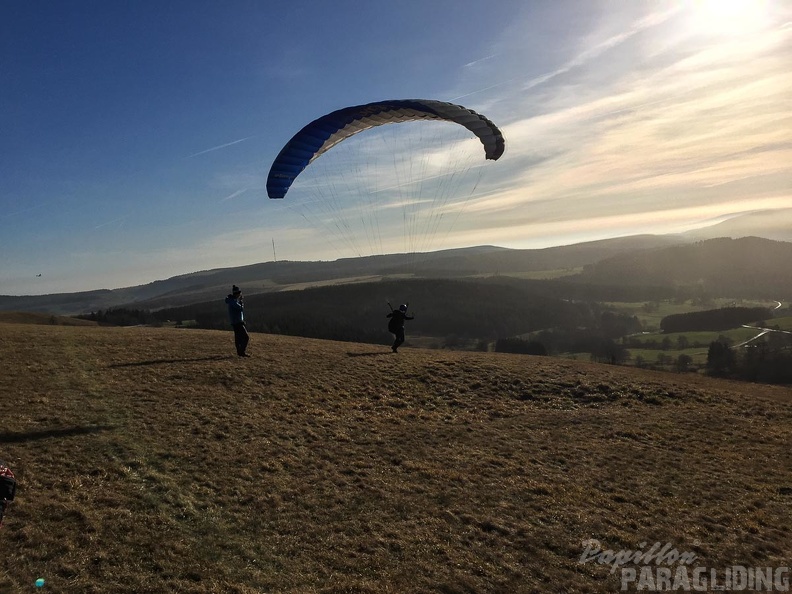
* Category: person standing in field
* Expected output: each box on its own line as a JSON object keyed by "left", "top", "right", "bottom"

{"left": 225, "top": 285, "right": 250, "bottom": 357}
{"left": 386, "top": 303, "right": 414, "bottom": 353}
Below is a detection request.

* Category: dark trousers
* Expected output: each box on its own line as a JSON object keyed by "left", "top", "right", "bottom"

{"left": 232, "top": 322, "right": 249, "bottom": 355}
{"left": 392, "top": 327, "right": 405, "bottom": 351}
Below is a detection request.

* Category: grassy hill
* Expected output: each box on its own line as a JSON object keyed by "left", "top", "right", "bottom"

{"left": 578, "top": 237, "right": 792, "bottom": 298}
{"left": 684, "top": 208, "right": 792, "bottom": 244}
{"left": 0, "top": 236, "right": 687, "bottom": 315}
{"left": 4, "top": 236, "right": 791, "bottom": 318}
{"left": 1, "top": 323, "right": 790, "bottom": 593}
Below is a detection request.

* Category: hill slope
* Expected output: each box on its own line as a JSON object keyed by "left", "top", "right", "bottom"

{"left": 578, "top": 237, "right": 792, "bottom": 297}
{"left": 684, "top": 208, "right": 792, "bottom": 243}
{"left": 1, "top": 324, "right": 790, "bottom": 593}
{"left": 0, "top": 235, "right": 686, "bottom": 314}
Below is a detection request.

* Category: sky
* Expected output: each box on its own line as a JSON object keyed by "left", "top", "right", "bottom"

{"left": 1, "top": 0, "right": 790, "bottom": 295}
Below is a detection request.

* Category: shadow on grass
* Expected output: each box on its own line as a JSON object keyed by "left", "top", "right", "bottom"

{"left": 346, "top": 351, "right": 392, "bottom": 358}
{"left": 0, "top": 425, "right": 116, "bottom": 444}
{"left": 108, "top": 355, "right": 233, "bottom": 368}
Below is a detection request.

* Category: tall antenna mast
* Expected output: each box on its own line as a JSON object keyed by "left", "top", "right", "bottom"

{"left": 272, "top": 238, "right": 277, "bottom": 262}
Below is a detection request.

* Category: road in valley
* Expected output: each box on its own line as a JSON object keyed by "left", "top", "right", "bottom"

{"left": 733, "top": 300, "right": 789, "bottom": 348}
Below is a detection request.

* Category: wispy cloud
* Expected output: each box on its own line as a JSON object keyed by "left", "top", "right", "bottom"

{"left": 464, "top": 54, "right": 499, "bottom": 68}
{"left": 184, "top": 136, "right": 255, "bottom": 159}
{"left": 220, "top": 188, "right": 248, "bottom": 202}
{"left": 435, "top": 5, "right": 792, "bottom": 248}
{"left": 93, "top": 216, "right": 128, "bottom": 230}
{"left": 452, "top": 7, "right": 677, "bottom": 103}
{"left": 523, "top": 8, "right": 678, "bottom": 92}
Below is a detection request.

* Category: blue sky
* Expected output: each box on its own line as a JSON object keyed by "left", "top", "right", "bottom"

{"left": 2, "top": 0, "right": 790, "bottom": 295}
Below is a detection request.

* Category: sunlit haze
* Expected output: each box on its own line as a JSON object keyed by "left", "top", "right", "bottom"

{"left": 2, "top": 0, "right": 790, "bottom": 295}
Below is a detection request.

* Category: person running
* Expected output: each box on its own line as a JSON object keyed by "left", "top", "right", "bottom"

{"left": 386, "top": 304, "right": 414, "bottom": 353}
{"left": 225, "top": 285, "right": 250, "bottom": 357}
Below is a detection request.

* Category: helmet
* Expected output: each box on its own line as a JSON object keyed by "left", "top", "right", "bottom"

{"left": 399, "top": 304, "right": 407, "bottom": 312}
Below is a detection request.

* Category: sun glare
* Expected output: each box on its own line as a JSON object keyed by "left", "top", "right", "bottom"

{"left": 686, "top": 0, "right": 769, "bottom": 36}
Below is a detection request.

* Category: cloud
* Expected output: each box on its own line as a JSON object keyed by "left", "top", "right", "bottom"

{"left": 452, "top": 11, "right": 792, "bottom": 235}
{"left": 464, "top": 54, "right": 499, "bottom": 68}
{"left": 220, "top": 188, "right": 248, "bottom": 202}
{"left": 93, "top": 216, "right": 128, "bottom": 230}
{"left": 184, "top": 136, "right": 255, "bottom": 159}
{"left": 452, "top": 6, "right": 677, "bottom": 104}
{"left": 522, "top": 7, "right": 679, "bottom": 93}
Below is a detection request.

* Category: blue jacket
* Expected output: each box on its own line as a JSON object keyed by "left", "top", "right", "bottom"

{"left": 225, "top": 295, "right": 244, "bottom": 325}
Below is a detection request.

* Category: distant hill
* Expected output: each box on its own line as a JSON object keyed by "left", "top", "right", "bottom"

{"left": 577, "top": 237, "right": 792, "bottom": 298}
{"left": 684, "top": 208, "right": 792, "bottom": 243}
{"left": 0, "top": 235, "right": 687, "bottom": 315}
{"left": 3, "top": 235, "right": 788, "bottom": 317}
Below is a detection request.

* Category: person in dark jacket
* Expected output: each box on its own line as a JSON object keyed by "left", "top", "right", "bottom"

{"left": 225, "top": 285, "right": 250, "bottom": 357}
{"left": 386, "top": 304, "right": 414, "bottom": 353}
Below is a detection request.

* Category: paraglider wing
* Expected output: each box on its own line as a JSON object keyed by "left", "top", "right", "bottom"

{"left": 266, "top": 99, "right": 505, "bottom": 199}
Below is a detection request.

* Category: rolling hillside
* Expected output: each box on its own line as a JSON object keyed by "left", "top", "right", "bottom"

{"left": 684, "top": 208, "right": 792, "bottom": 244}
{"left": 4, "top": 235, "right": 790, "bottom": 318}
{"left": 0, "top": 235, "right": 687, "bottom": 315}
{"left": 578, "top": 237, "right": 792, "bottom": 298}
{"left": 1, "top": 322, "right": 790, "bottom": 593}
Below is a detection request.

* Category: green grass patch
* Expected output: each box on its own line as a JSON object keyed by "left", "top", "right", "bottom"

{"left": 627, "top": 327, "right": 759, "bottom": 347}
{"left": 766, "top": 315, "right": 792, "bottom": 331}
{"left": 604, "top": 299, "right": 785, "bottom": 332}
{"left": 627, "top": 347, "right": 709, "bottom": 366}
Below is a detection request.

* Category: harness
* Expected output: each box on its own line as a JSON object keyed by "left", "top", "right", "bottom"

{"left": 0, "top": 462, "right": 16, "bottom": 528}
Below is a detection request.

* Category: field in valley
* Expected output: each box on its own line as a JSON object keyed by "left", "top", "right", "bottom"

{"left": 1, "top": 321, "right": 790, "bottom": 593}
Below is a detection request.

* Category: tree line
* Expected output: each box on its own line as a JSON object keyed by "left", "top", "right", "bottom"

{"left": 77, "top": 308, "right": 158, "bottom": 326}
{"left": 706, "top": 334, "right": 792, "bottom": 384}
{"left": 152, "top": 279, "right": 646, "bottom": 355}
{"left": 660, "top": 307, "right": 771, "bottom": 333}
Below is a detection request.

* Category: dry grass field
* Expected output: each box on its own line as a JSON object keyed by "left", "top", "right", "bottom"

{"left": 1, "top": 321, "right": 790, "bottom": 593}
